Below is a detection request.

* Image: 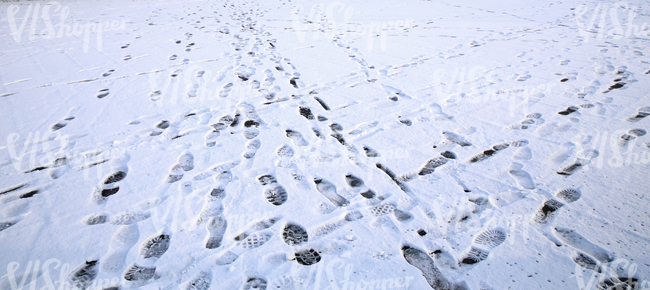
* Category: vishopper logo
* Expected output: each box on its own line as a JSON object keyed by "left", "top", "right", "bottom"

{"left": 290, "top": 2, "right": 413, "bottom": 52}
{"left": 425, "top": 65, "right": 558, "bottom": 116}
{"left": 572, "top": 258, "right": 650, "bottom": 289}
{"left": 3, "top": 131, "right": 123, "bottom": 180}
{"left": 287, "top": 257, "right": 415, "bottom": 289}
{"left": 6, "top": 1, "right": 128, "bottom": 52}
{"left": 147, "top": 64, "right": 259, "bottom": 108}
{"left": 0, "top": 259, "right": 120, "bottom": 290}
{"left": 582, "top": 130, "right": 650, "bottom": 169}
{"left": 574, "top": 1, "right": 650, "bottom": 42}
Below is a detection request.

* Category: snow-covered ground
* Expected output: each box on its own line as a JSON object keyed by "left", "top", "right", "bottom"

{"left": 0, "top": 0, "right": 649, "bottom": 289}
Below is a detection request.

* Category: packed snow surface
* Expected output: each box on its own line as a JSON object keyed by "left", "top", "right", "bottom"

{"left": 0, "top": 0, "right": 649, "bottom": 289}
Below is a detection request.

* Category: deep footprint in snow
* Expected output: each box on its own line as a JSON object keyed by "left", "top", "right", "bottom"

{"left": 313, "top": 96, "right": 330, "bottom": 111}
{"left": 572, "top": 252, "right": 601, "bottom": 272}
{"left": 205, "top": 216, "right": 227, "bottom": 249}
{"left": 558, "top": 106, "right": 579, "bottom": 115}
{"left": 96, "top": 88, "right": 109, "bottom": 99}
{"left": 557, "top": 149, "right": 599, "bottom": 176}
{"left": 508, "top": 163, "right": 535, "bottom": 189}
{"left": 363, "top": 145, "right": 379, "bottom": 157}
{"left": 553, "top": 227, "right": 613, "bottom": 263}
{"left": 242, "top": 277, "right": 267, "bottom": 290}
{"left": 466, "top": 142, "right": 510, "bottom": 163}
{"left": 345, "top": 173, "right": 377, "bottom": 199}
{"left": 368, "top": 202, "right": 413, "bottom": 222}
{"left": 139, "top": 230, "right": 171, "bottom": 259}
{"left": 102, "top": 224, "right": 139, "bottom": 273}
{"left": 313, "top": 177, "right": 349, "bottom": 207}
{"left": 67, "top": 259, "right": 99, "bottom": 290}
{"left": 401, "top": 245, "right": 451, "bottom": 289}
{"left": 214, "top": 232, "right": 272, "bottom": 266}
{"left": 555, "top": 188, "right": 581, "bottom": 203}
{"left": 299, "top": 106, "right": 314, "bottom": 120}
{"left": 232, "top": 217, "right": 279, "bottom": 241}
{"left": 242, "top": 139, "right": 261, "bottom": 159}
{"left": 531, "top": 199, "right": 564, "bottom": 224}
{"left": 257, "top": 174, "right": 288, "bottom": 206}
{"left": 294, "top": 249, "right": 321, "bottom": 266}
{"left": 102, "top": 70, "right": 115, "bottom": 77}
{"left": 624, "top": 107, "right": 650, "bottom": 123}
{"left": 165, "top": 164, "right": 184, "bottom": 183}
{"left": 418, "top": 157, "right": 448, "bottom": 176}
{"left": 123, "top": 263, "right": 156, "bottom": 281}
{"left": 441, "top": 131, "right": 472, "bottom": 147}
{"left": 617, "top": 129, "right": 646, "bottom": 147}
{"left": 459, "top": 228, "right": 506, "bottom": 265}
{"left": 285, "top": 129, "right": 308, "bottom": 146}
{"left": 182, "top": 271, "right": 212, "bottom": 290}
{"left": 282, "top": 222, "right": 308, "bottom": 246}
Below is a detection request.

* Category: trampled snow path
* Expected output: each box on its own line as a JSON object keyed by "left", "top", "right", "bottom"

{"left": 0, "top": 0, "right": 649, "bottom": 289}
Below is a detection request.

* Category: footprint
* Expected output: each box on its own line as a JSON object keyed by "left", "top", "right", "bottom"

{"left": 618, "top": 129, "right": 647, "bottom": 147}
{"left": 466, "top": 143, "right": 510, "bottom": 163}
{"left": 102, "top": 70, "right": 115, "bottom": 77}
{"left": 298, "top": 106, "right": 314, "bottom": 120}
{"left": 442, "top": 131, "right": 472, "bottom": 147}
{"left": 123, "top": 263, "right": 156, "bottom": 281}
{"left": 181, "top": 271, "right": 211, "bottom": 290}
{"left": 557, "top": 149, "right": 599, "bottom": 176}
{"left": 418, "top": 157, "right": 448, "bottom": 176}
{"left": 123, "top": 55, "right": 132, "bottom": 61}
{"left": 241, "top": 277, "right": 267, "bottom": 290}
{"left": 558, "top": 106, "right": 579, "bottom": 115}
{"left": 243, "top": 128, "right": 259, "bottom": 140}
{"left": 165, "top": 164, "right": 184, "bottom": 183}
{"left": 205, "top": 216, "right": 227, "bottom": 249}
{"left": 257, "top": 175, "right": 288, "bottom": 206}
{"left": 195, "top": 186, "right": 226, "bottom": 226}
{"left": 508, "top": 164, "right": 535, "bottom": 189}
{"left": 242, "top": 139, "right": 261, "bottom": 159}
{"left": 140, "top": 230, "right": 171, "bottom": 260}
{"left": 102, "top": 224, "right": 139, "bottom": 273}
{"left": 348, "top": 121, "right": 378, "bottom": 135}
{"left": 401, "top": 245, "right": 451, "bottom": 289}
{"left": 552, "top": 227, "right": 613, "bottom": 263}
{"left": 459, "top": 228, "right": 506, "bottom": 265}
{"left": 309, "top": 211, "right": 363, "bottom": 239}
{"left": 48, "top": 156, "right": 70, "bottom": 179}
{"left": 344, "top": 173, "right": 376, "bottom": 199}
{"left": 232, "top": 217, "right": 280, "bottom": 241}
{"left": 572, "top": 251, "right": 601, "bottom": 272}
{"left": 625, "top": 107, "right": 650, "bottom": 123}
{"left": 313, "top": 97, "right": 330, "bottom": 111}
{"left": 96, "top": 88, "right": 109, "bottom": 99}
{"left": 214, "top": 231, "right": 272, "bottom": 265}
{"left": 285, "top": 129, "right": 308, "bottom": 146}
{"left": 512, "top": 147, "right": 532, "bottom": 160}
{"left": 294, "top": 249, "right": 321, "bottom": 266}
{"left": 555, "top": 188, "right": 581, "bottom": 203}
{"left": 368, "top": 202, "right": 413, "bottom": 222}
{"left": 149, "top": 90, "right": 161, "bottom": 101}
{"left": 363, "top": 146, "right": 379, "bottom": 157}
{"left": 531, "top": 199, "right": 564, "bottom": 224}
{"left": 313, "top": 177, "right": 349, "bottom": 207}
{"left": 281, "top": 222, "right": 308, "bottom": 246}
{"left": 0, "top": 217, "right": 20, "bottom": 232}
{"left": 67, "top": 258, "right": 99, "bottom": 290}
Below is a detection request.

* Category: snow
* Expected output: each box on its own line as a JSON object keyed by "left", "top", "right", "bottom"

{"left": 0, "top": 0, "right": 649, "bottom": 289}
